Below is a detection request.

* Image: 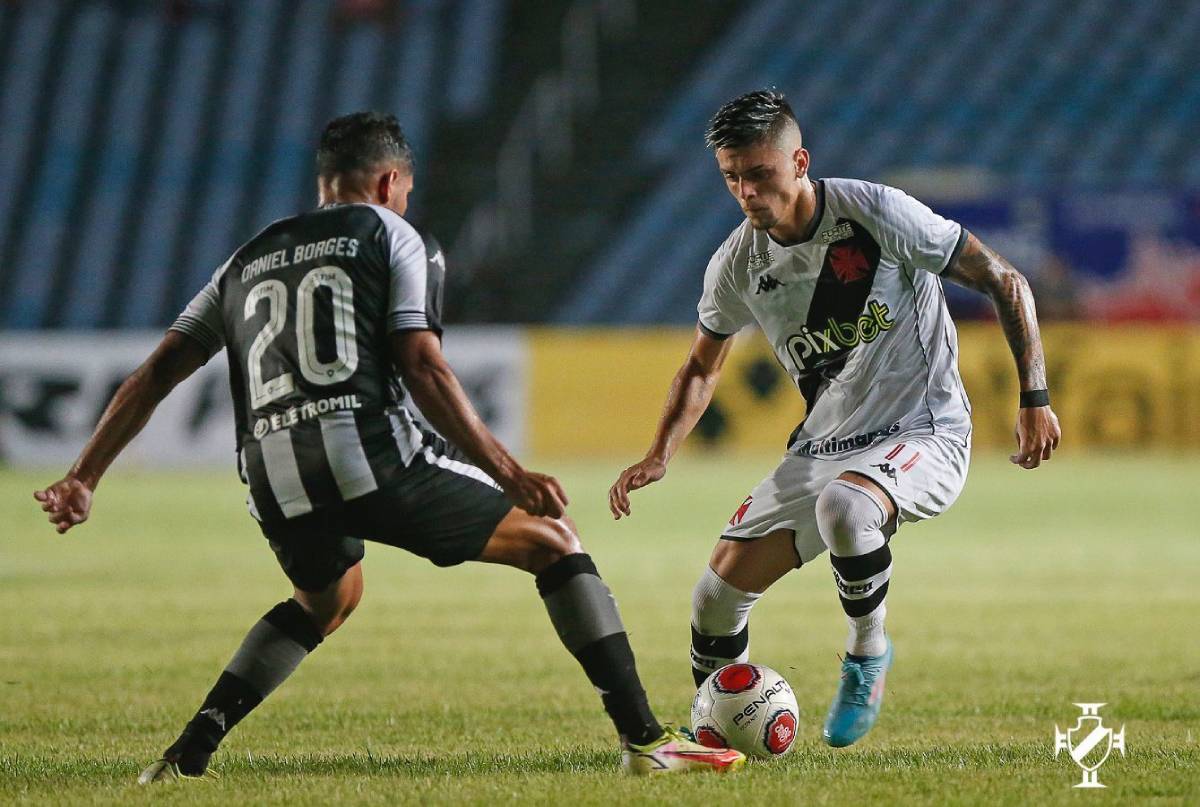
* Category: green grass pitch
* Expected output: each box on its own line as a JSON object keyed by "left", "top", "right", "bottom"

{"left": 2, "top": 453, "right": 1197, "bottom": 805}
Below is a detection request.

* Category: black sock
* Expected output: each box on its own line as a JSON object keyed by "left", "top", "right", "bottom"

{"left": 166, "top": 672, "right": 261, "bottom": 775}
{"left": 166, "top": 599, "right": 324, "bottom": 774}
{"left": 690, "top": 625, "right": 750, "bottom": 687}
{"left": 830, "top": 543, "right": 892, "bottom": 617}
{"left": 536, "top": 553, "right": 662, "bottom": 746}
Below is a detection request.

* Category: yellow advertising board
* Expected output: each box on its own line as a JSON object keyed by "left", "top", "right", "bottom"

{"left": 529, "top": 325, "right": 1200, "bottom": 457}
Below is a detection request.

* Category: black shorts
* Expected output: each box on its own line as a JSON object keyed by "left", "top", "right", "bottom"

{"left": 258, "top": 437, "right": 513, "bottom": 592}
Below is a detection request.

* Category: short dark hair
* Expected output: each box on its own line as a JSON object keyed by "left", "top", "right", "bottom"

{"left": 316, "top": 111, "right": 414, "bottom": 178}
{"left": 704, "top": 90, "right": 798, "bottom": 150}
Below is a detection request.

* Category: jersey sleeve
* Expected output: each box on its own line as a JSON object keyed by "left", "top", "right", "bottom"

{"left": 378, "top": 208, "right": 439, "bottom": 334}
{"left": 872, "top": 185, "right": 966, "bottom": 275}
{"left": 168, "top": 260, "right": 228, "bottom": 359}
{"left": 419, "top": 232, "right": 446, "bottom": 336}
{"left": 697, "top": 237, "right": 752, "bottom": 339}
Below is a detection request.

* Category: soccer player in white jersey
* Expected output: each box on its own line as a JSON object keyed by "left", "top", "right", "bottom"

{"left": 609, "top": 90, "right": 1061, "bottom": 747}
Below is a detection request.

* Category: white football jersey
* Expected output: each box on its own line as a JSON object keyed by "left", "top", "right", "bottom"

{"left": 698, "top": 178, "right": 972, "bottom": 457}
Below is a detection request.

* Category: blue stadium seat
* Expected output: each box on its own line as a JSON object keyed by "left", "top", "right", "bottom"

{"left": 0, "top": 0, "right": 1195, "bottom": 328}
{"left": 560, "top": 0, "right": 1200, "bottom": 323}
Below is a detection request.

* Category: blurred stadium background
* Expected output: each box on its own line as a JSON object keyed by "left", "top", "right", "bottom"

{"left": 0, "top": 0, "right": 1198, "bottom": 466}
{"left": 2, "top": 1, "right": 1198, "bottom": 803}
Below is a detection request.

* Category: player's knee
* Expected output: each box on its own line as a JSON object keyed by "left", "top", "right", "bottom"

{"left": 815, "top": 480, "right": 887, "bottom": 557}
{"left": 522, "top": 516, "right": 582, "bottom": 575}
{"left": 315, "top": 596, "right": 359, "bottom": 636}
{"left": 299, "top": 572, "right": 363, "bottom": 636}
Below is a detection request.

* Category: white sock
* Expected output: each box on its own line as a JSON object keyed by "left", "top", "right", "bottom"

{"left": 846, "top": 602, "right": 887, "bottom": 657}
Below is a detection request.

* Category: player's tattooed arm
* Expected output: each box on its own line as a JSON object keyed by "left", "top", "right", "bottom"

{"left": 943, "top": 231, "right": 1047, "bottom": 391}
{"left": 609, "top": 327, "right": 733, "bottom": 518}
{"left": 943, "top": 230, "right": 1061, "bottom": 469}
{"left": 34, "top": 331, "right": 210, "bottom": 533}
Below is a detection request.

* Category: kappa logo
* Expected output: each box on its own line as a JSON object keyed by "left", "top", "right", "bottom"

{"left": 819, "top": 221, "right": 855, "bottom": 243}
{"left": 870, "top": 462, "right": 898, "bottom": 483}
{"left": 747, "top": 250, "right": 774, "bottom": 270}
{"left": 199, "top": 707, "right": 227, "bottom": 731}
{"left": 729, "top": 495, "right": 753, "bottom": 526}
{"left": 755, "top": 273, "right": 786, "bottom": 294}
{"left": 1055, "top": 703, "right": 1126, "bottom": 788}
{"left": 828, "top": 244, "right": 871, "bottom": 283}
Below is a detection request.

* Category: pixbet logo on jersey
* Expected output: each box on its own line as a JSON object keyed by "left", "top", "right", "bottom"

{"left": 787, "top": 300, "right": 895, "bottom": 367}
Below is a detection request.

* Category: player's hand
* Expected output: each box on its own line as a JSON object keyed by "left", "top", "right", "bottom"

{"left": 1011, "top": 405, "right": 1061, "bottom": 469}
{"left": 501, "top": 469, "right": 569, "bottom": 519}
{"left": 33, "top": 476, "right": 94, "bottom": 534}
{"left": 608, "top": 457, "right": 667, "bottom": 519}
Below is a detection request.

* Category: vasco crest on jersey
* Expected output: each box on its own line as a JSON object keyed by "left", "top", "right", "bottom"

{"left": 828, "top": 244, "right": 871, "bottom": 283}
{"left": 821, "top": 219, "right": 880, "bottom": 285}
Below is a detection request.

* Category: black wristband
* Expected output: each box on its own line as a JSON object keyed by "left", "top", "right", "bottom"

{"left": 1019, "top": 389, "right": 1050, "bottom": 408}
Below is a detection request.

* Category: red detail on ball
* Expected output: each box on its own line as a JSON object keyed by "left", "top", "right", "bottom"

{"left": 695, "top": 725, "right": 727, "bottom": 749}
{"left": 713, "top": 663, "right": 761, "bottom": 694}
{"left": 764, "top": 709, "right": 797, "bottom": 754}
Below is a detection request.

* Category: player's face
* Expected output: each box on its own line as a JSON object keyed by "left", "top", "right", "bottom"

{"left": 716, "top": 143, "right": 802, "bottom": 230}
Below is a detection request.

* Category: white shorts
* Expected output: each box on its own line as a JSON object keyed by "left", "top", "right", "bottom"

{"left": 721, "top": 433, "right": 970, "bottom": 564}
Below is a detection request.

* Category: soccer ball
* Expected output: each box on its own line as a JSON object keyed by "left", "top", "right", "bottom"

{"left": 690, "top": 663, "right": 799, "bottom": 758}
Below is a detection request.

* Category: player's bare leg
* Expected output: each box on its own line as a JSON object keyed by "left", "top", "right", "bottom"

{"left": 139, "top": 565, "right": 362, "bottom": 784}
{"left": 817, "top": 471, "right": 898, "bottom": 747}
{"left": 477, "top": 509, "right": 744, "bottom": 775}
{"left": 690, "top": 529, "right": 799, "bottom": 685}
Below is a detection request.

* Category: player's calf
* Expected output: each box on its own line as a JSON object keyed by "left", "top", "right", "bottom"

{"left": 145, "top": 593, "right": 331, "bottom": 781}
{"left": 815, "top": 477, "right": 896, "bottom": 747}
{"left": 815, "top": 478, "right": 892, "bottom": 656}
{"left": 689, "top": 566, "right": 761, "bottom": 686}
{"left": 535, "top": 552, "right": 663, "bottom": 746}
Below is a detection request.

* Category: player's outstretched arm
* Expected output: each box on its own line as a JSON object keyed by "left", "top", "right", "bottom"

{"left": 389, "top": 329, "right": 567, "bottom": 519}
{"left": 942, "top": 231, "right": 1062, "bottom": 469}
{"left": 33, "top": 331, "right": 211, "bottom": 533}
{"left": 609, "top": 326, "right": 733, "bottom": 518}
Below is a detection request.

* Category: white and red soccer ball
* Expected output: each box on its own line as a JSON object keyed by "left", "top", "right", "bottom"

{"left": 691, "top": 663, "right": 799, "bottom": 758}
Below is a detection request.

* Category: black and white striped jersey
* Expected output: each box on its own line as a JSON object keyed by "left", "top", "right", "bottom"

{"left": 170, "top": 203, "right": 444, "bottom": 522}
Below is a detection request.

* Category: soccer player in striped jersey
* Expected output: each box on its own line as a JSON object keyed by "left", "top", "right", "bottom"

{"left": 34, "top": 112, "right": 743, "bottom": 780}
{"left": 608, "top": 91, "right": 1062, "bottom": 748}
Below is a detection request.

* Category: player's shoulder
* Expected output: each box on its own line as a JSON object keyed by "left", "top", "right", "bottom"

{"left": 356, "top": 202, "right": 413, "bottom": 233}
{"left": 823, "top": 177, "right": 932, "bottom": 225}
{"left": 823, "top": 177, "right": 901, "bottom": 215}
{"left": 357, "top": 204, "right": 432, "bottom": 261}
{"left": 707, "top": 218, "right": 756, "bottom": 274}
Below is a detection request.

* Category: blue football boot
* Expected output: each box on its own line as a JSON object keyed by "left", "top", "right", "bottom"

{"left": 822, "top": 638, "right": 894, "bottom": 747}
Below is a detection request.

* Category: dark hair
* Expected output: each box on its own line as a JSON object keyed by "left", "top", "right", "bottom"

{"left": 705, "top": 90, "right": 799, "bottom": 150}
{"left": 316, "top": 111, "right": 414, "bottom": 178}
